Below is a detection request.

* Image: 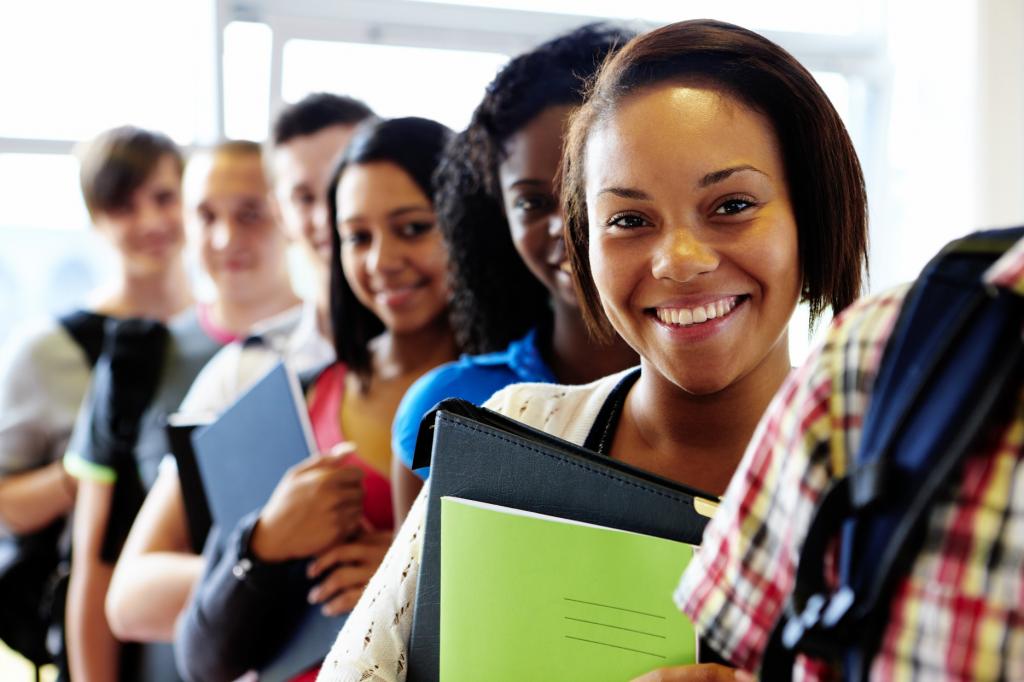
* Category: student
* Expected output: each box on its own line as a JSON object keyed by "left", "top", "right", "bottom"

{"left": 174, "top": 117, "right": 458, "bottom": 682}
{"left": 318, "top": 19, "right": 869, "bottom": 681}
{"left": 270, "top": 93, "right": 376, "bottom": 345}
{"left": 0, "top": 126, "right": 192, "bottom": 678}
{"left": 64, "top": 140, "right": 298, "bottom": 682}
{"left": 674, "top": 232, "right": 1024, "bottom": 681}
{"left": 105, "top": 94, "right": 374, "bottom": 644}
{"left": 389, "top": 24, "right": 638, "bottom": 525}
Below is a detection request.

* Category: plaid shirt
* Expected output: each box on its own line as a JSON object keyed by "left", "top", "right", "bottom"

{"left": 677, "top": 234, "right": 1024, "bottom": 681}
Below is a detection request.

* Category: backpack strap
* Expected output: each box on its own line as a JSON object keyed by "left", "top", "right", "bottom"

{"left": 762, "top": 227, "right": 1024, "bottom": 680}
{"left": 57, "top": 310, "right": 107, "bottom": 368}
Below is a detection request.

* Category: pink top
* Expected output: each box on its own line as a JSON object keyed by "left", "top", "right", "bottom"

{"left": 307, "top": 363, "right": 394, "bottom": 533}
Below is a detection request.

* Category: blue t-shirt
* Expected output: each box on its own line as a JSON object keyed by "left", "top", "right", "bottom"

{"left": 392, "top": 329, "right": 556, "bottom": 479}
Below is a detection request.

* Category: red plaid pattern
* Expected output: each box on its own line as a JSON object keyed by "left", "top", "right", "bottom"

{"left": 677, "top": 236, "right": 1024, "bottom": 681}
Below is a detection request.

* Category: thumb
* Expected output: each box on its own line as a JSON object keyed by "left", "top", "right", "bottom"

{"left": 326, "top": 441, "right": 358, "bottom": 459}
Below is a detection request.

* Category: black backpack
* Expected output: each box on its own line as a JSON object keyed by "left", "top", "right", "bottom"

{"left": 761, "top": 227, "right": 1024, "bottom": 680}
{"left": 0, "top": 311, "right": 105, "bottom": 673}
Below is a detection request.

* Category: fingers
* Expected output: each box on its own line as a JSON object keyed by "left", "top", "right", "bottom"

{"left": 332, "top": 506, "right": 363, "bottom": 541}
{"left": 629, "top": 664, "right": 752, "bottom": 682}
{"left": 301, "top": 457, "right": 364, "bottom": 483}
{"left": 327, "top": 441, "right": 358, "bottom": 458}
{"left": 307, "top": 564, "right": 376, "bottom": 612}
{"left": 316, "top": 585, "right": 365, "bottom": 616}
{"left": 293, "top": 449, "right": 363, "bottom": 481}
{"left": 307, "top": 535, "right": 386, "bottom": 578}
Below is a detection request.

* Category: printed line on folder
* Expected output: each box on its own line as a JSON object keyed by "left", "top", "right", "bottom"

{"left": 564, "top": 617, "right": 666, "bottom": 639}
{"left": 564, "top": 597, "right": 665, "bottom": 619}
{"left": 564, "top": 635, "right": 665, "bottom": 659}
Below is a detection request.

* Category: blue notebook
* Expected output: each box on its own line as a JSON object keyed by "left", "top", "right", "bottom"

{"left": 191, "top": 361, "right": 316, "bottom": 528}
{"left": 190, "top": 361, "right": 348, "bottom": 682}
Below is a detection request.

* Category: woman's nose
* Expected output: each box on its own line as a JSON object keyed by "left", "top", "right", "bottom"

{"left": 650, "top": 223, "right": 719, "bottom": 283}
{"left": 367, "top": 233, "right": 402, "bottom": 274}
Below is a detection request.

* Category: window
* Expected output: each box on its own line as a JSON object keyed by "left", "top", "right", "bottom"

{"left": 406, "top": 0, "right": 875, "bottom": 35}
{"left": 0, "top": 0, "right": 215, "bottom": 143}
{"left": 282, "top": 40, "right": 509, "bottom": 131}
{"left": 224, "top": 21, "right": 274, "bottom": 141}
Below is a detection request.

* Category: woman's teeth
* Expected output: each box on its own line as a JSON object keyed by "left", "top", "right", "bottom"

{"left": 654, "top": 296, "right": 739, "bottom": 326}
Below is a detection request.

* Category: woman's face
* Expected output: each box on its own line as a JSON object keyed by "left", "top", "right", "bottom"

{"left": 93, "top": 154, "right": 185, "bottom": 276}
{"left": 335, "top": 161, "right": 449, "bottom": 335}
{"left": 498, "top": 104, "right": 578, "bottom": 308}
{"left": 585, "top": 85, "right": 801, "bottom": 395}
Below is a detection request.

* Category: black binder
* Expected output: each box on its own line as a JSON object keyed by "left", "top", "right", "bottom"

{"left": 165, "top": 416, "right": 213, "bottom": 553}
{"left": 407, "top": 399, "right": 719, "bottom": 682}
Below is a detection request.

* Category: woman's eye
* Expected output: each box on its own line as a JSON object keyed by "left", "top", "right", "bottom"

{"left": 154, "top": 190, "right": 178, "bottom": 208}
{"left": 342, "top": 231, "right": 371, "bottom": 246}
{"left": 714, "top": 198, "right": 756, "bottom": 216}
{"left": 513, "top": 194, "right": 555, "bottom": 214}
{"left": 606, "top": 213, "right": 650, "bottom": 229}
{"left": 398, "top": 221, "right": 434, "bottom": 238}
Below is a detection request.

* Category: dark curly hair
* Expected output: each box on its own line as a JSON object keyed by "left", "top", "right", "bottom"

{"left": 435, "top": 23, "right": 633, "bottom": 354}
{"left": 326, "top": 117, "right": 454, "bottom": 389}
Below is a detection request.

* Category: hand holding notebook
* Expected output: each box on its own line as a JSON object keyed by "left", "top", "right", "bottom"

{"left": 249, "top": 445, "right": 365, "bottom": 562}
{"left": 187, "top": 362, "right": 363, "bottom": 681}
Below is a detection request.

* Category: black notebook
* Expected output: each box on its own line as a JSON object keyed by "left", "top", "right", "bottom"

{"left": 406, "top": 399, "right": 719, "bottom": 682}
{"left": 166, "top": 415, "right": 214, "bottom": 553}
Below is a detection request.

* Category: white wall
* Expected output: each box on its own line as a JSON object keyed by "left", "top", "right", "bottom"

{"left": 868, "top": 0, "right": 1024, "bottom": 296}
{"left": 976, "top": 0, "right": 1024, "bottom": 230}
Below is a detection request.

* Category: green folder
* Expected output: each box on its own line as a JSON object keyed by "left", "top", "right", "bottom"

{"left": 440, "top": 497, "right": 696, "bottom": 681}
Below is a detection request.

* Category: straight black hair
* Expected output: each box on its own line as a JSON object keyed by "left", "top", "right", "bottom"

{"left": 325, "top": 117, "right": 454, "bottom": 389}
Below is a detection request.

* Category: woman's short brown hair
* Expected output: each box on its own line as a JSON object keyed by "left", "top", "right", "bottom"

{"left": 562, "top": 19, "right": 868, "bottom": 339}
{"left": 78, "top": 126, "right": 184, "bottom": 219}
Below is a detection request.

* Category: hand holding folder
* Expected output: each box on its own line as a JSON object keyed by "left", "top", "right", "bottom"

{"left": 407, "top": 398, "right": 720, "bottom": 682}
{"left": 249, "top": 445, "right": 365, "bottom": 562}
{"left": 185, "top": 362, "right": 364, "bottom": 681}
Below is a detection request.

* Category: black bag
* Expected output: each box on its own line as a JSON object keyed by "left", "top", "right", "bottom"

{"left": 0, "top": 311, "right": 105, "bottom": 671}
{"left": 0, "top": 520, "right": 63, "bottom": 666}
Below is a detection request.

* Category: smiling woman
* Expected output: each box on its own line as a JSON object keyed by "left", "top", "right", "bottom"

{"left": 327, "top": 117, "right": 459, "bottom": 392}
{"left": 582, "top": 86, "right": 801, "bottom": 408}
{"left": 335, "top": 162, "right": 448, "bottom": 338}
{"left": 319, "top": 19, "right": 868, "bottom": 682}
{"left": 171, "top": 117, "right": 459, "bottom": 682}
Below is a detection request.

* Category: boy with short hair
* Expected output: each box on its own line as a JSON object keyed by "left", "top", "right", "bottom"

{"left": 103, "top": 95, "right": 374, "bottom": 656}
{"left": 66, "top": 139, "right": 302, "bottom": 682}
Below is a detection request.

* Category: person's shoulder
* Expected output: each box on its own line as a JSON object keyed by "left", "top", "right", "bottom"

{"left": 820, "top": 284, "right": 911, "bottom": 364}
{"left": 168, "top": 306, "right": 225, "bottom": 360}
{"left": 1, "top": 316, "right": 83, "bottom": 371}
{"left": 832, "top": 284, "right": 911, "bottom": 330}
{"left": 419, "top": 357, "right": 521, "bottom": 398}
{"left": 484, "top": 369, "right": 635, "bottom": 425}
{"left": 395, "top": 360, "right": 519, "bottom": 431}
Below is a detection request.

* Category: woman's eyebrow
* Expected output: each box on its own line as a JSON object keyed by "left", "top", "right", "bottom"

{"left": 595, "top": 186, "right": 651, "bottom": 200}
{"left": 387, "top": 205, "right": 433, "bottom": 219}
{"left": 507, "top": 178, "right": 546, "bottom": 191}
{"left": 697, "top": 164, "right": 767, "bottom": 188}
